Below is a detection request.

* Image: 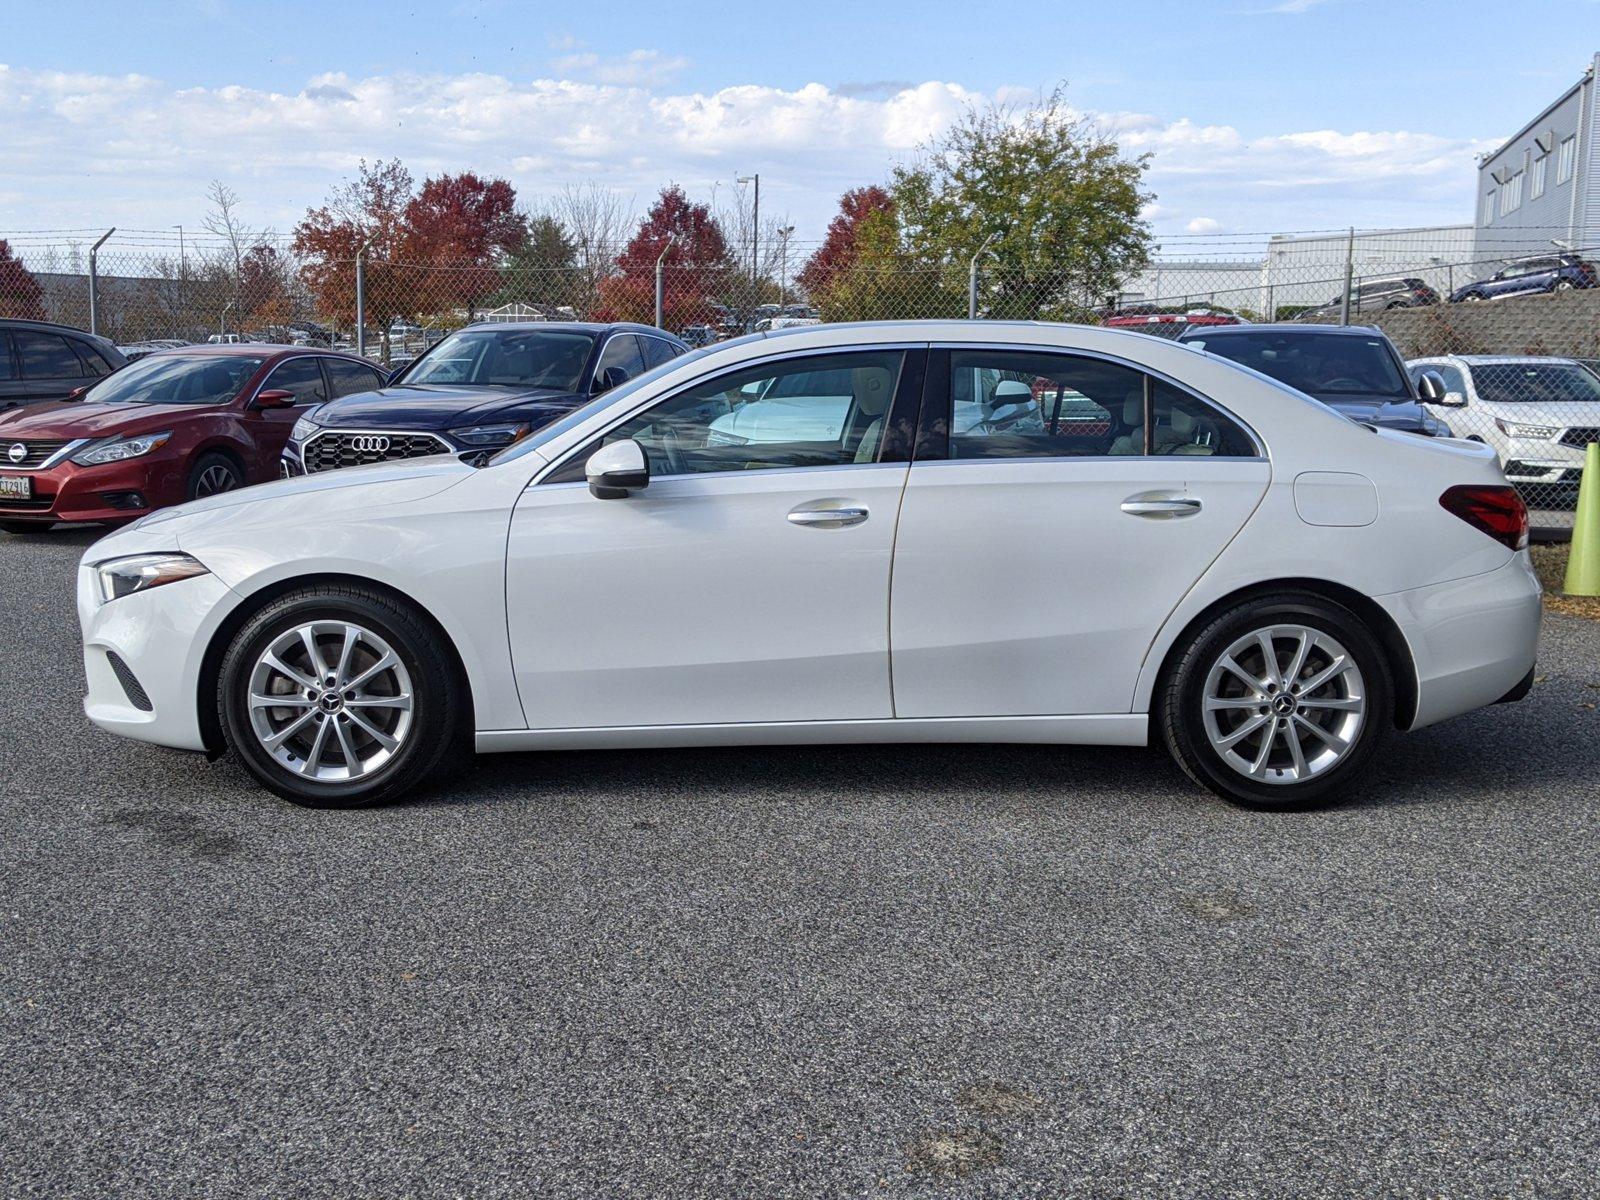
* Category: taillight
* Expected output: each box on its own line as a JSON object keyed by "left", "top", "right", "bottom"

{"left": 1440, "top": 485, "right": 1528, "bottom": 551}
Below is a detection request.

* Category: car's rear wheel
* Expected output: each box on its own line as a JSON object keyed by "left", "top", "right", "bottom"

{"left": 218, "top": 585, "right": 469, "bottom": 807}
{"left": 1157, "top": 593, "right": 1392, "bottom": 811}
{"left": 187, "top": 453, "right": 243, "bottom": 501}
{"left": 1553, "top": 279, "right": 1575, "bottom": 293}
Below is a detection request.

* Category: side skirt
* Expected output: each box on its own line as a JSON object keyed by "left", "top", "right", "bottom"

{"left": 475, "top": 714, "right": 1148, "bottom": 754}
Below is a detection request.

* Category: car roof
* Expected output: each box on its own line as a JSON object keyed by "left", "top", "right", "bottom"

{"left": 1178, "top": 322, "right": 1387, "bottom": 339}
{"left": 146, "top": 344, "right": 374, "bottom": 362}
{"left": 1409, "top": 354, "right": 1584, "bottom": 365}
{"left": 0, "top": 317, "right": 117, "bottom": 340}
{"left": 459, "top": 320, "right": 683, "bottom": 340}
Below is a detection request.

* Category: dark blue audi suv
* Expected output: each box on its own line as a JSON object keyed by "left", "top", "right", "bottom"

{"left": 281, "top": 322, "right": 689, "bottom": 476}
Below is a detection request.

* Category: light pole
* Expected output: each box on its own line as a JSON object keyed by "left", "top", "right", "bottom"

{"left": 737, "top": 174, "right": 760, "bottom": 296}
{"left": 174, "top": 225, "right": 187, "bottom": 316}
{"left": 776, "top": 224, "right": 794, "bottom": 306}
{"left": 654, "top": 233, "right": 677, "bottom": 330}
{"left": 968, "top": 231, "right": 1001, "bottom": 320}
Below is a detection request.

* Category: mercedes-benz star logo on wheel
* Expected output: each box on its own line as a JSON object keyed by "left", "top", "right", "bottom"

{"left": 350, "top": 435, "right": 391, "bottom": 453}
{"left": 7, "top": 444, "right": 25, "bottom": 464}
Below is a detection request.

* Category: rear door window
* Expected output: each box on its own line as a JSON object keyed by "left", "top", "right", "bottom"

{"left": 15, "top": 331, "right": 86, "bottom": 379}
{"left": 325, "top": 358, "right": 386, "bottom": 398}
{"left": 641, "top": 336, "right": 680, "bottom": 369}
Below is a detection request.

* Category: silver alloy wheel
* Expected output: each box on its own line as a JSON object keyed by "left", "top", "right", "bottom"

{"left": 246, "top": 621, "right": 415, "bottom": 782}
{"left": 195, "top": 463, "right": 239, "bottom": 497}
{"left": 1200, "top": 624, "right": 1366, "bottom": 786}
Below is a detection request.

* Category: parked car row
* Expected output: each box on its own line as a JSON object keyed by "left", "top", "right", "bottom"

{"left": 0, "top": 318, "right": 688, "bottom": 532}
{"left": 1293, "top": 253, "right": 1598, "bottom": 321}
{"left": 72, "top": 318, "right": 1541, "bottom": 815}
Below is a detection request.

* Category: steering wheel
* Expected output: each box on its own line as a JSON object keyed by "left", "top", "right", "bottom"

{"left": 655, "top": 429, "right": 688, "bottom": 476}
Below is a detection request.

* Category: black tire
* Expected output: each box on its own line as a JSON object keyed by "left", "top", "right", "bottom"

{"left": 0, "top": 520, "right": 51, "bottom": 535}
{"left": 187, "top": 452, "right": 243, "bottom": 501}
{"left": 1553, "top": 279, "right": 1575, "bottom": 293}
{"left": 1156, "top": 592, "right": 1393, "bottom": 811}
{"left": 218, "top": 585, "right": 470, "bottom": 808}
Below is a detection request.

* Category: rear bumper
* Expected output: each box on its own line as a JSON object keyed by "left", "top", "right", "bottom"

{"left": 1378, "top": 555, "right": 1543, "bottom": 730}
{"left": 0, "top": 457, "right": 183, "bottom": 525}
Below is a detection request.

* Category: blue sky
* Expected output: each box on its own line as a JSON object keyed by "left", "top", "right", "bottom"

{"left": 1, "top": 0, "right": 1596, "bottom": 249}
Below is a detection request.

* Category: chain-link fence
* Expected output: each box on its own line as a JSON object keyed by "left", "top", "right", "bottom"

{"left": 4, "top": 230, "right": 1598, "bottom": 531}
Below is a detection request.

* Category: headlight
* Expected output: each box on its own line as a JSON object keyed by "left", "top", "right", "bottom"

{"left": 448, "top": 421, "right": 530, "bottom": 447}
{"left": 72, "top": 431, "right": 172, "bottom": 466}
{"left": 1494, "top": 419, "right": 1558, "bottom": 439}
{"left": 95, "top": 552, "right": 210, "bottom": 603}
{"left": 290, "top": 416, "right": 320, "bottom": 444}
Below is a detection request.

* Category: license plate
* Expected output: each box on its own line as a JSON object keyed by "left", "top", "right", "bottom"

{"left": 0, "top": 475, "right": 32, "bottom": 500}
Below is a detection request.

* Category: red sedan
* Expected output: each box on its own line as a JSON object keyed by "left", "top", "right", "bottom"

{"left": 0, "top": 345, "right": 387, "bottom": 532}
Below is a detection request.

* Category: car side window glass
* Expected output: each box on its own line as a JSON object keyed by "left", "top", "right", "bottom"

{"left": 0, "top": 336, "right": 14, "bottom": 381}
{"left": 16, "top": 331, "right": 85, "bottom": 379}
{"left": 1149, "top": 380, "right": 1256, "bottom": 457}
{"left": 325, "top": 358, "right": 384, "bottom": 399}
{"left": 948, "top": 350, "right": 1139, "bottom": 459}
{"left": 70, "top": 340, "right": 112, "bottom": 377}
{"left": 263, "top": 357, "right": 328, "bottom": 405}
{"left": 641, "top": 337, "right": 678, "bottom": 369}
{"left": 547, "top": 349, "right": 905, "bottom": 482}
{"left": 594, "top": 335, "right": 646, "bottom": 388}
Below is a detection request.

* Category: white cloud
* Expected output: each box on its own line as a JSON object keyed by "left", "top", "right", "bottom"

{"left": 1186, "top": 217, "right": 1222, "bottom": 233}
{"left": 551, "top": 49, "right": 691, "bottom": 87}
{"left": 0, "top": 63, "right": 1488, "bottom": 246}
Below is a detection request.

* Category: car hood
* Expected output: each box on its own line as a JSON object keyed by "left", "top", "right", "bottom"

{"left": 1307, "top": 393, "right": 1438, "bottom": 432}
{"left": 311, "top": 384, "right": 587, "bottom": 430}
{"left": 0, "top": 400, "right": 217, "bottom": 439}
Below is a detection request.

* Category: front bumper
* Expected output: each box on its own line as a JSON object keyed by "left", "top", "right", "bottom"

{"left": 78, "top": 557, "right": 241, "bottom": 751}
{"left": 1378, "top": 555, "right": 1543, "bottom": 730}
{"left": 0, "top": 457, "right": 181, "bottom": 525}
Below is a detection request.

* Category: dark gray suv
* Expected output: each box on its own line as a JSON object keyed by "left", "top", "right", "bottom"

{"left": 0, "top": 319, "right": 127, "bottom": 410}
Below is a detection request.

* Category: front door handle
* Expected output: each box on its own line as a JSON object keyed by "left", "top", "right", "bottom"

{"left": 787, "top": 504, "right": 869, "bottom": 529}
{"left": 1121, "top": 496, "right": 1202, "bottom": 519}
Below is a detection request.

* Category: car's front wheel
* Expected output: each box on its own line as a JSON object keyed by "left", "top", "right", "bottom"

{"left": 1157, "top": 593, "right": 1392, "bottom": 810}
{"left": 218, "top": 586, "right": 469, "bottom": 807}
{"left": 187, "top": 453, "right": 244, "bottom": 501}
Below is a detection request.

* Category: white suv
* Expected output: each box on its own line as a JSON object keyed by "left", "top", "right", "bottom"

{"left": 1406, "top": 355, "right": 1600, "bottom": 490}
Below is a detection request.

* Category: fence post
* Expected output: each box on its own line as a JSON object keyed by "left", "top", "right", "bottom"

{"left": 654, "top": 234, "right": 677, "bottom": 330}
{"left": 968, "top": 232, "right": 1000, "bottom": 320}
{"left": 355, "top": 244, "right": 367, "bottom": 358}
{"left": 1339, "top": 226, "right": 1354, "bottom": 325}
{"left": 87, "top": 228, "right": 115, "bottom": 336}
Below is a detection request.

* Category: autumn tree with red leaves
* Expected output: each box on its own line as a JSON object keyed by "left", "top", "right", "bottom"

{"left": 0, "top": 240, "right": 47, "bottom": 321}
{"left": 597, "top": 186, "right": 736, "bottom": 330}
{"left": 238, "top": 244, "right": 296, "bottom": 327}
{"left": 292, "top": 159, "right": 415, "bottom": 333}
{"left": 796, "top": 186, "right": 893, "bottom": 299}
{"left": 399, "top": 173, "right": 526, "bottom": 317}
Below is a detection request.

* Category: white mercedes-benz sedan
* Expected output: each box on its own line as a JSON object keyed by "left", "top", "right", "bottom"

{"left": 77, "top": 321, "right": 1541, "bottom": 811}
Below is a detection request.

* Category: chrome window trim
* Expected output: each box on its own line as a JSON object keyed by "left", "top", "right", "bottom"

{"left": 532, "top": 342, "right": 927, "bottom": 486}
{"left": 0, "top": 438, "right": 93, "bottom": 471}
{"left": 933, "top": 340, "right": 1268, "bottom": 461}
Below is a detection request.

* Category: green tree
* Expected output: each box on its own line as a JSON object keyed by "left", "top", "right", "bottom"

{"left": 493, "top": 214, "right": 580, "bottom": 309}
{"left": 891, "top": 87, "right": 1153, "bottom": 320}
{"left": 808, "top": 206, "right": 961, "bottom": 322}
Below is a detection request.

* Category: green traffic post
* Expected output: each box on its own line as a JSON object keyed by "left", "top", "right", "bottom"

{"left": 1565, "top": 441, "right": 1600, "bottom": 598}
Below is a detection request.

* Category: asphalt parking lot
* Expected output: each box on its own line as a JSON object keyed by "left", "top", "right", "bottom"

{"left": 2, "top": 529, "right": 1598, "bottom": 1198}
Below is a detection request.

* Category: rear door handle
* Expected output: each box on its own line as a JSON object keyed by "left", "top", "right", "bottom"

{"left": 1120, "top": 496, "right": 1202, "bottom": 519}
{"left": 788, "top": 504, "right": 869, "bottom": 529}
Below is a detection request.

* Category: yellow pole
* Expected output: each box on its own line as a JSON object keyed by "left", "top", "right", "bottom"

{"left": 1565, "top": 441, "right": 1600, "bottom": 597}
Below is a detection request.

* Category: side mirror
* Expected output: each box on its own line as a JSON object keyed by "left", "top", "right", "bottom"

{"left": 1416, "top": 371, "right": 1447, "bottom": 402}
{"left": 594, "top": 365, "right": 630, "bottom": 394}
{"left": 255, "top": 388, "right": 296, "bottom": 410}
{"left": 586, "top": 438, "right": 650, "bottom": 499}
{"left": 66, "top": 386, "right": 89, "bottom": 401}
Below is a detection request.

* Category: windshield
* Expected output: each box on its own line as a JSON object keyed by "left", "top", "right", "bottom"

{"left": 84, "top": 354, "right": 266, "bottom": 405}
{"left": 489, "top": 344, "right": 717, "bottom": 467}
{"left": 401, "top": 329, "right": 596, "bottom": 391}
{"left": 1472, "top": 363, "right": 1600, "bottom": 405}
{"left": 1187, "top": 332, "right": 1409, "bottom": 399}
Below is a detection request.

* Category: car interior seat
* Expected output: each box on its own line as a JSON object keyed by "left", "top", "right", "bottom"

{"left": 851, "top": 365, "right": 894, "bottom": 463}
{"left": 1110, "top": 388, "right": 1145, "bottom": 454}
